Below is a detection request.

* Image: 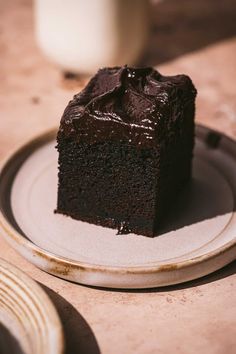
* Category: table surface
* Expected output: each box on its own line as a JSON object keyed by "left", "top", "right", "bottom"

{"left": 1, "top": 1, "right": 236, "bottom": 353}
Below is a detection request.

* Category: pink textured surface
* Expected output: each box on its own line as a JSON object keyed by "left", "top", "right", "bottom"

{"left": 0, "top": 0, "right": 236, "bottom": 353}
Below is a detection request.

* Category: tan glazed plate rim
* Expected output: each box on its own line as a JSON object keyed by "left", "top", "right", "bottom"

{"left": 0, "top": 257, "right": 64, "bottom": 354}
{"left": 0, "top": 125, "right": 235, "bottom": 288}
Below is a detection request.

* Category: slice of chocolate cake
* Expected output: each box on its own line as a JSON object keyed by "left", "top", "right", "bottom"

{"left": 56, "top": 66, "right": 197, "bottom": 237}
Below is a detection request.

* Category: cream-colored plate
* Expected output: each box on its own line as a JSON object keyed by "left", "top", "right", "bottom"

{"left": 0, "top": 125, "right": 235, "bottom": 289}
{"left": 0, "top": 258, "right": 63, "bottom": 354}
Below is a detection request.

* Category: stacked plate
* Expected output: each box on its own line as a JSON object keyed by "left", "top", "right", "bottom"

{"left": 0, "top": 258, "right": 63, "bottom": 354}
{"left": 0, "top": 125, "right": 236, "bottom": 353}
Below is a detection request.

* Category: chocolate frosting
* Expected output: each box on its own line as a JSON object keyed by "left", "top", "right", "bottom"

{"left": 59, "top": 66, "right": 197, "bottom": 147}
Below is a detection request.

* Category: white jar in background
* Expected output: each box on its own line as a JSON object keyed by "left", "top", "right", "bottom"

{"left": 34, "top": 0, "right": 150, "bottom": 75}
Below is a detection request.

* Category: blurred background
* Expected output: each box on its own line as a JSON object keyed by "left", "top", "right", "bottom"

{"left": 1, "top": 0, "right": 236, "bottom": 158}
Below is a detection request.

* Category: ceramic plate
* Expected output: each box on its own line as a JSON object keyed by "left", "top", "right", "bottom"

{"left": 0, "top": 125, "right": 235, "bottom": 289}
{"left": 0, "top": 258, "right": 63, "bottom": 354}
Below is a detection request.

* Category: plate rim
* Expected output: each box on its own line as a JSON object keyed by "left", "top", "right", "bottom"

{"left": 0, "top": 125, "right": 236, "bottom": 285}
{"left": 0, "top": 257, "right": 64, "bottom": 354}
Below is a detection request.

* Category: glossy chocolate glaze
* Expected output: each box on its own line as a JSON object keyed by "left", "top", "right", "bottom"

{"left": 58, "top": 66, "right": 197, "bottom": 147}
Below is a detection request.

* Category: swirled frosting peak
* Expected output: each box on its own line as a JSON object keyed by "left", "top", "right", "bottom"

{"left": 59, "top": 66, "right": 197, "bottom": 147}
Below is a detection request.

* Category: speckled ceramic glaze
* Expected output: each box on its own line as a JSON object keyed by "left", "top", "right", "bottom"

{"left": 0, "top": 125, "right": 235, "bottom": 289}
{"left": 0, "top": 258, "right": 63, "bottom": 354}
